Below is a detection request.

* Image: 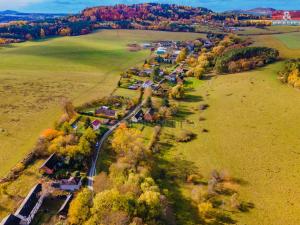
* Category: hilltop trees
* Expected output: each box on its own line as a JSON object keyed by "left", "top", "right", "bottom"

{"left": 214, "top": 47, "right": 279, "bottom": 74}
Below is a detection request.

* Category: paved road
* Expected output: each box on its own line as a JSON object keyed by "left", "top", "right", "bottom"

{"left": 87, "top": 78, "right": 165, "bottom": 190}
{"left": 87, "top": 103, "right": 143, "bottom": 190}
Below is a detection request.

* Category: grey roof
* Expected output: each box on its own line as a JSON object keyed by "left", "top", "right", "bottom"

{"left": 15, "top": 184, "right": 42, "bottom": 218}
{"left": 0, "top": 214, "right": 21, "bottom": 225}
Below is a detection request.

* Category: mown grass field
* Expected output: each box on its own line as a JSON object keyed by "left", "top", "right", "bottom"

{"left": 0, "top": 29, "right": 204, "bottom": 179}
{"left": 237, "top": 26, "right": 300, "bottom": 35}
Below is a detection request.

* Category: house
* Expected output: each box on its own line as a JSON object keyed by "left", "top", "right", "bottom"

{"left": 95, "top": 106, "right": 116, "bottom": 118}
{"left": 39, "top": 153, "right": 58, "bottom": 175}
{"left": 14, "top": 184, "right": 44, "bottom": 225}
{"left": 156, "top": 47, "right": 167, "bottom": 55}
{"left": 144, "top": 108, "right": 156, "bottom": 122}
{"left": 58, "top": 194, "right": 73, "bottom": 218}
{"left": 139, "top": 69, "right": 153, "bottom": 77}
{"left": 142, "top": 80, "right": 153, "bottom": 89}
{"left": 0, "top": 214, "right": 21, "bottom": 225}
{"left": 52, "top": 177, "right": 82, "bottom": 192}
{"left": 91, "top": 119, "right": 101, "bottom": 130}
{"left": 131, "top": 110, "right": 144, "bottom": 123}
{"left": 128, "top": 84, "right": 140, "bottom": 90}
{"left": 142, "top": 43, "right": 152, "bottom": 48}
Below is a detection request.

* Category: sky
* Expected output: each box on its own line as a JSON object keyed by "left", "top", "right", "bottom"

{"left": 1, "top": 0, "right": 300, "bottom": 13}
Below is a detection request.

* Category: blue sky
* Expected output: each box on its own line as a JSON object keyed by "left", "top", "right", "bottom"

{"left": 1, "top": 0, "right": 300, "bottom": 13}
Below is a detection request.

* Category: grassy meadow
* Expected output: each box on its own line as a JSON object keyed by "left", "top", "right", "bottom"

{"left": 251, "top": 31, "right": 300, "bottom": 59}
{"left": 0, "top": 29, "right": 204, "bottom": 179}
{"left": 159, "top": 62, "right": 300, "bottom": 224}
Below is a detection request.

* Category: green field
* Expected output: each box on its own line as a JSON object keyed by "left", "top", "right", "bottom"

{"left": 0, "top": 30, "right": 204, "bottom": 178}
{"left": 251, "top": 32, "right": 300, "bottom": 59}
{"left": 160, "top": 63, "right": 300, "bottom": 225}
{"left": 275, "top": 32, "right": 300, "bottom": 49}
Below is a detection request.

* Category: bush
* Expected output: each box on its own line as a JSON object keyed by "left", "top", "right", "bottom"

{"left": 176, "top": 130, "right": 196, "bottom": 142}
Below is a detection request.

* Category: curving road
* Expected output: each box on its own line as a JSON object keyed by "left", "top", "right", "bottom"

{"left": 87, "top": 78, "right": 165, "bottom": 190}
{"left": 87, "top": 103, "right": 143, "bottom": 190}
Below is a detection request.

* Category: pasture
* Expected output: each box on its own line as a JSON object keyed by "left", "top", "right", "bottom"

{"left": 251, "top": 32, "right": 300, "bottom": 59}
{"left": 0, "top": 29, "right": 204, "bottom": 178}
{"left": 161, "top": 63, "right": 300, "bottom": 225}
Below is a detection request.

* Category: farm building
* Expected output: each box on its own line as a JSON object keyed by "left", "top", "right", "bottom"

{"left": 39, "top": 153, "right": 58, "bottom": 175}
{"left": 14, "top": 184, "right": 44, "bottom": 225}
{"left": 0, "top": 214, "right": 21, "bottom": 225}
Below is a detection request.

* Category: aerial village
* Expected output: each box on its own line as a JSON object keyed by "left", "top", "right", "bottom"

{"left": 0, "top": 34, "right": 217, "bottom": 225}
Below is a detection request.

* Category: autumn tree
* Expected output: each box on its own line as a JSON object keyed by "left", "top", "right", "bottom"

{"left": 194, "top": 66, "right": 205, "bottom": 79}
{"left": 68, "top": 188, "right": 93, "bottom": 225}
{"left": 170, "top": 84, "right": 184, "bottom": 99}
{"left": 111, "top": 125, "right": 145, "bottom": 164}
{"left": 176, "top": 48, "right": 187, "bottom": 63}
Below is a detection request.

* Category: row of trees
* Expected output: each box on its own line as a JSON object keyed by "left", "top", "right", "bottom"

{"left": 214, "top": 46, "right": 279, "bottom": 73}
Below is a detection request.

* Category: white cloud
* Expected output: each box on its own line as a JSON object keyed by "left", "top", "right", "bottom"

{"left": 0, "top": 0, "right": 44, "bottom": 10}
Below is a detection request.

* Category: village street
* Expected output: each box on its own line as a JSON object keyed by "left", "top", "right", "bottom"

{"left": 87, "top": 77, "right": 167, "bottom": 190}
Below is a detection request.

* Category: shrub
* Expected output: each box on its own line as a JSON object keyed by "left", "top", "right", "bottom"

{"left": 176, "top": 130, "right": 196, "bottom": 142}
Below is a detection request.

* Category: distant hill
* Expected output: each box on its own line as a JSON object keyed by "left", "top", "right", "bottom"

{"left": 0, "top": 10, "right": 66, "bottom": 23}
{"left": 225, "top": 7, "right": 276, "bottom": 16}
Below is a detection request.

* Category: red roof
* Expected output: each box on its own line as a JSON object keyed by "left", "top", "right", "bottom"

{"left": 272, "top": 11, "right": 300, "bottom": 20}
{"left": 92, "top": 120, "right": 101, "bottom": 126}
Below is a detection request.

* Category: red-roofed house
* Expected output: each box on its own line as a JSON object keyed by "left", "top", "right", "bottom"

{"left": 91, "top": 120, "right": 101, "bottom": 130}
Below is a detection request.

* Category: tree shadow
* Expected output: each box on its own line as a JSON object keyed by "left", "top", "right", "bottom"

{"left": 183, "top": 94, "right": 203, "bottom": 102}
{"left": 152, "top": 140, "right": 203, "bottom": 225}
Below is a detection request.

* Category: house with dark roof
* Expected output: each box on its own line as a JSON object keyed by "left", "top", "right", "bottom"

{"left": 131, "top": 109, "right": 144, "bottom": 123}
{"left": 39, "top": 153, "right": 58, "bottom": 175}
{"left": 95, "top": 106, "right": 116, "bottom": 118}
{"left": 144, "top": 108, "right": 156, "bottom": 122}
{"left": 14, "top": 184, "right": 44, "bottom": 225}
{"left": 58, "top": 194, "right": 73, "bottom": 218}
{"left": 0, "top": 214, "right": 21, "bottom": 225}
